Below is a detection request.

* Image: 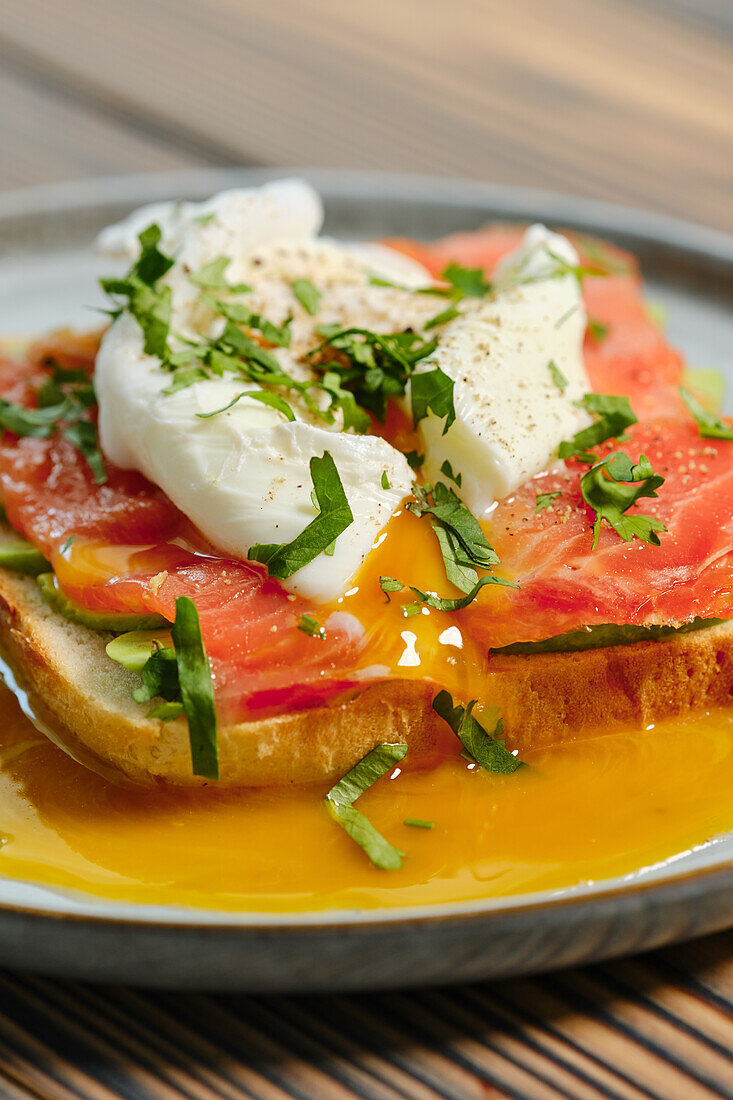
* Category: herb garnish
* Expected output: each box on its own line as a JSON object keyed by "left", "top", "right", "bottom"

{"left": 307, "top": 326, "right": 437, "bottom": 421}
{"left": 324, "top": 743, "right": 407, "bottom": 869}
{"left": 432, "top": 691, "right": 523, "bottom": 773}
{"left": 380, "top": 470, "right": 391, "bottom": 490}
{"left": 424, "top": 304, "right": 460, "bottom": 330}
{"left": 132, "top": 597, "right": 218, "bottom": 778}
{"left": 410, "top": 366, "right": 456, "bottom": 435}
{"left": 190, "top": 255, "right": 251, "bottom": 294}
{"left": 407, "top": 481, "right": 500, "bottom": 589}
{"left": 291, "top": 278, "right": 322, "bottom": 316}
{"left": 547, "top": 360, "right": 568, "bottom": 392}
{"left": 202, "top": 298, "right": 292, "bottom": 348}
{"left": 440, "top": 459, "right": 462, "bottom": 487}
{"left": 404, "top": 818, "right": 434, "bottom": 829}
{"left": 379, "top": 576, "right": 404, "bottom": 601}
{"left": 100, "top": 224, "right": 174, "bottom": 359}
{"left": 248, "top": 451, "right": 353, "bottom": 579}
{"left": 587, "top": 318, "right": 609, "bottom": 342}
{"left": 441, "top": 262, "right": 492, "bottom": 298}
{"left": 679, "top": 387, "right": 733, "bottom": 441}
{"left": 535, "top": 491, "right": 561, "bottom": 512}
{"left": 382, "top": 482, "right": 516, "bottom": 611}
{"left": 0, "top": 365, "right": 106, "bottom": 484}
{"left": 558, "top": 394, "right": 638, "bottom": 462}
{"left": 406, "top": 573, "right": 517, "bottom": 614}
{"left": 404, "top": 450, "right": 424, "bottom": 469}
{"left": 298, "top": 613, "right": 325, "bottom": 639}
{"left": 581, "top": 453, "right": 666, "bottom": 549}
{"left": 196, "top": 390, "right": 296, "bottom": 422}
{"left": 171, "top": 596, "right": 219, "bottom": 780}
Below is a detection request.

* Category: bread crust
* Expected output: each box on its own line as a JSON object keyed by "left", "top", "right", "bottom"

{"left": 1, "top": 564, "right": 732, "bottom": 787}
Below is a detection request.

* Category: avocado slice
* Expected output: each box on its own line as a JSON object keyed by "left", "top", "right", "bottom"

{"left": 106, "top": 629, "right": 174, "bottom": 674}
{"left": 490, "top": 617, "right": 725, "bottom": 656}
{"left": 37, "top": 572, "right": 168, "bottom": 633}
{"left": 0, "top": 539, "right": 51, "bottom": 575}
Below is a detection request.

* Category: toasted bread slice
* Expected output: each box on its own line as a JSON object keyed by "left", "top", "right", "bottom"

{"left": 1, "top": 564, "right": 733, "bottom": 786}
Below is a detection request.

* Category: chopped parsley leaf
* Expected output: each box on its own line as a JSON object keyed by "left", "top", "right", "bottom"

{"left": 404, "top": 818, "right": 434, "bottom": 829}
{"left": 558, "top": 393, "right": 637, "bottom": 462}
{"left": 379, "top": 576, "right": 404, "bottom": 601}
{"left": 298, "top": 613, "right": 325, "bottom": 639}
{"left": 324, "top": 744, "right": 408, "bottom": 869}
{"left": 291, "top": 278, "right": 322, "bottom": 316}
{"left": 441, "top": 262, "right": 492, "bottom": 298}
{"left": 679, "top": 387, "right": 733, "bottom": 441}
{"left": 131, "top": 599, "right": 218, "bottom": 777}
{"left": 587, "top": 318, "right": 609, "bottom": 342}
{"left": 547, "top": 360, "right": 568, "bottom": 392}
{"left": 196, "top": 390, "right": 296, "bottom": 422}
{"left": 307, "top": 326, "right": 437, "bottom": 422}
{"left": 407, "top": 573, "right": 517, "bottom": 613}
{"left": 535, "top": 491, "right": 561, "bottom": 513}
{"left": 100, "top": 223, "right": 174, "bottom": 359}
{"left": 190, "top": 255, "right": 251, "bottom": 293}
{"left": 580, "top": 452, "right": 666, "bottom": 549}
{"left": 440, "top": 459, "right": 462, "bottom": 487}
{"left": 425, "top": 304, "right": 460, "bottom": 329}
{"left": 171, "top": 596, "right": 219, "bottom": 780}
{"left": 410, "top": 366, "right": 456, "bottom": 435}
{"left": 248, "top": 451, "right": 353, "bottom": 579}
{"left": 381, "top": 470, "right": 391, "bottom": 490}
{"left": 432, "top": 691, "right": 524, "bottom": 773}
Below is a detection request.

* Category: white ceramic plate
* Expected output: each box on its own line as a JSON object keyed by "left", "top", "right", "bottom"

{"left": 0, "top": 170, "right": 731, "bottom": 992}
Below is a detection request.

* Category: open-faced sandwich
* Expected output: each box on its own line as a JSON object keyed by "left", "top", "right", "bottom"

{"left": 0, "top": 179, "right": 731, "bottom": 870}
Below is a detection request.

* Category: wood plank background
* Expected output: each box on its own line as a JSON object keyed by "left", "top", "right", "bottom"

{"left": 0, "top": 0, "right": 731, "bottom": 230}
{"left": 0, "top": 0, "right": 732, "bottom": 1096}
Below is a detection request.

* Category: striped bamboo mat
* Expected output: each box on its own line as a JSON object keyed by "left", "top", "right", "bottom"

{"left": 0, "top": 930, "right": 731, "bottom": 1099}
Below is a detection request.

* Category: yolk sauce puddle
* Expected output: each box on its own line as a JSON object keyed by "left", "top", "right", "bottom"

{"left": 0, "top": 679, "right": 732, "bottom": 912}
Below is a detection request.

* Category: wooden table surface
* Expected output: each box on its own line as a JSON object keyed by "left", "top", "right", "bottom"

{"left": 1, "top": 0, "right": 732, "bottom": 1096}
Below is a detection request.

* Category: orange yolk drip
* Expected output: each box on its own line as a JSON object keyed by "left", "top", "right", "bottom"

{"left": 1, "top": 681, "right": 732, "bottom": 912}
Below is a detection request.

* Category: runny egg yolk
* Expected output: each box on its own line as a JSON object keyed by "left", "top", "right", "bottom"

{"left": 1, "top": 679, "right": 733, "bottom": 912}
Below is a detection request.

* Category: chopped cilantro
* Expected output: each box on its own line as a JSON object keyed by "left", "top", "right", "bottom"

{"left": 404, "top": 818, "right": 434, "bottom": 829}
{"left": 404, "top": 450, "right": 424, "bottom": 469}
{"left": 381, "top": 470, "right": 391, "bottom": 490}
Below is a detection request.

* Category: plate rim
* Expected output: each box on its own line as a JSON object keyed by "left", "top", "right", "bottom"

{"left": 0, "top": 167, "right": 732, "bottom": 935}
